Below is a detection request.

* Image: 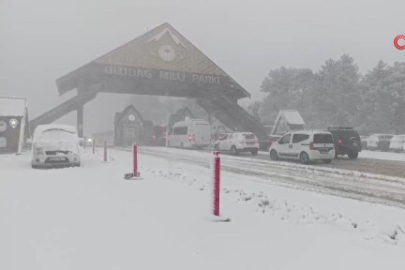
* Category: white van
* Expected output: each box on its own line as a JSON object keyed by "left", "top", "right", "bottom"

{"left": 269, "top": 130, "right": 335, "bottom": 164}
{"left": 168, "top": 119, "right": 211, "bottom": 149}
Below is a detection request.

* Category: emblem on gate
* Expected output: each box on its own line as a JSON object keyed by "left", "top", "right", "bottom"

{"left": 158, "top": 45, "right": 176, "bottom": 62}
{"left": 9, "top": 119, "right": 18, "bottom": 129}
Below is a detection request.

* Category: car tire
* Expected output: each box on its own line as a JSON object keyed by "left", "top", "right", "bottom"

{"left": 251, "top": 149, "right": 258, "bottom": 156}
{"left": 31, "top": 164, "right": 38, "bottom": 169}
{"left": 300, "top": 152, "right": 311, "bottom": 164}
{"left": 270, "top": 150, "right": 279, "bottom": 160}
{"left": 322, "top": 159, "right": 332, "bottom": 164}
{"left": 348, "top": 152, "right": 358, "bottom": 159}
{"left": 231, "top": 146, "right": 238, "bottom": 155}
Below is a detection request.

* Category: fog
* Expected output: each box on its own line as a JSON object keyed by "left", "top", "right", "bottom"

{"left": 1, "top": 0, "right": 405, "bottom": 135}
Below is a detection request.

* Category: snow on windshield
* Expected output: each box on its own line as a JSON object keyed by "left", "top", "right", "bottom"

{"left": 34, "top": 129, "right": 79, "bottom": 153}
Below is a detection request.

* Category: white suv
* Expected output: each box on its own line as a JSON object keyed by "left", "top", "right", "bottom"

{"left": 216, "top": 132, "right": 259, "bottom": 155}
{"left": 269, "top": 130, "right": 335, "bottom": 164}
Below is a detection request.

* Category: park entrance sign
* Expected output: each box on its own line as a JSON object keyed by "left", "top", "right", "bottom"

{"left": 30, "top": 23, "right": 268, "bottom": 141}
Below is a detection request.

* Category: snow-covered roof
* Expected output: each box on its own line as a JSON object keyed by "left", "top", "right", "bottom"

{"left": 282, "top": 110, "right": 305, "bottom": 125}
{"left": 0, "top": 97, "right": 27, "bottom": 117}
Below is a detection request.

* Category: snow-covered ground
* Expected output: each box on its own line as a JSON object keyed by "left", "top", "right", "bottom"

{"left": 360, "top": 150, "right": 405, "bottom": 162}
{"left": 1, "top": 148, "right": 405, "bottom": 270}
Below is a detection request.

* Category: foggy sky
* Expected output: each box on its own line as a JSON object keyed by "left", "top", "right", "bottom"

{"left": 1, "top": 0, "right": 405, "bottom": 134}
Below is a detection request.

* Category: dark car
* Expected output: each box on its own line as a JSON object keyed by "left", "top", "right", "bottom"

{"left": 259, "top": 135, "right": 282, "bottom": 151}
{"left": 151, "top": 125, "right": 167, "bottom": 146}
{"left": 327, "top": 127, "right": 362, "bottom": 159}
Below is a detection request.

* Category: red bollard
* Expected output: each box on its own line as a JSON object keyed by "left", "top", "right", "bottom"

{"left": 103, "top": 140, "right": 107, "bottom": 162}
{"left": 124, "top": 143, "right": 142, "bottom": 179}
{"left": 92, "top": 138, "right": 95, "bottom": 154}
{"left": 213, "top": 151, "right": 220, "bottom": 216}
{"left": 133, "top": 143, "right": 139, "bottom": 177}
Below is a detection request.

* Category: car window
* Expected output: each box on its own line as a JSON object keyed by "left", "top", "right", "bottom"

{"left": 243, "top": 133, "right": 256, "bottom": 140}
{"left": 313, "top": 133, "right": 333, "bottom": 143}
{"left": 173, "top": 126, "right": 188, "bottom": 135}
{"left": 292, "top": 134, "right": 309, "bottom": 143}
{"left": 278, "top": 134, "right": 291, "bottom": 145}
{"left": 221, "top": 134, "right": 228, "bottom": 140}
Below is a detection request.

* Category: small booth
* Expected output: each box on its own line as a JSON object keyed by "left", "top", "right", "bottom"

{"left": 0, "top": 96, "right": 30, "bottom": 154}
{"left": 114, "top": 105, "right": 151, "bottom": 146}
{"left": 271, "top": 110, "right": 305, "bottom": 135}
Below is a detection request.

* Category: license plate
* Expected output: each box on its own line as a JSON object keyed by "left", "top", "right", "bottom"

{"left": 50, "top": 157, "right": 65, "bottom": 161}
{"left": 320, "top": 150, "right": 328, "bottom": 154}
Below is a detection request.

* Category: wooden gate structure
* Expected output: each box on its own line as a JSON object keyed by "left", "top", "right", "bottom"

{"left": 29, "top": 23, "right": 269, "bottom": 141}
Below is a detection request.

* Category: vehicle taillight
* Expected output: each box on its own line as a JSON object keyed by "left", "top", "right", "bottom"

{"left": 338, "top": 139, "right": 343, "bottom": 145}
{"left": 310, "top": 142, "right": 315, "bottom": 150}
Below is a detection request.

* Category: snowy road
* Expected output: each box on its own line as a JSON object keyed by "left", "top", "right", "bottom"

{"left": 125, "top": 147, "right": 405, "bottom": 209}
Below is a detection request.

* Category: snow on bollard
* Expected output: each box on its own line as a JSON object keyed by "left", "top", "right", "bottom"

{"left": 210, "top": 151, "right": 230, "bottom": 222}
{"left": 124, "top": 143, "right": 143, "bottom": 180}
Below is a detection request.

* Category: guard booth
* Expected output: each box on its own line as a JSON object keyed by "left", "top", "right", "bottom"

{"left": 271, "top": 110, "right": 305, "bottom": 135}
{"left": 0, "top": 97, "right": 30, "bottom": 154}
{"left": 114, "top": 105, "right": 151, "bottom": 146}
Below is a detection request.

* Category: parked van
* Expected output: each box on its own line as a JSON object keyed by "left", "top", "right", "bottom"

{"left": 269, "top": 130, "right": 335, "bottom": 164}
{"left": 168, "top": 119, "right": 211, "bottom": 149}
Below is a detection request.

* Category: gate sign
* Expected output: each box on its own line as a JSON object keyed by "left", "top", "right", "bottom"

{"left": 9, "top": 119, "right": 18, "bottom": 129}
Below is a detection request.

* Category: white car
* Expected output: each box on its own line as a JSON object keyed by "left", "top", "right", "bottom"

{"left": 216, "top": 132, "right": 259, "bottom": 155}
{"left": 31, "top": 125, "right": 81, "bottom": 168}
{"left": 389, "top": 135, "right": 405, "bottom": 152}
{"left": 269, "top": 130, "right": 335, "bottom": 164}
{"left": 366, "top": 134, "right": 394, "bottom": 151}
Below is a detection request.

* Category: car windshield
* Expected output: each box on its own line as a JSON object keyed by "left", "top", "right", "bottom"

{"left": 242, "top": 133, "right": 256, "bottom": 140}
{"left": 37, "top": 129, "right": 77, "bottom": 143}
{"left": 313, "top": 133, "right": 334, "bottom": 143}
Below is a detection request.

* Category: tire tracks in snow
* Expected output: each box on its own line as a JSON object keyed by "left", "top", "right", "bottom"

{"left": 118, "top": 147, "right": 405, "bottom": 209}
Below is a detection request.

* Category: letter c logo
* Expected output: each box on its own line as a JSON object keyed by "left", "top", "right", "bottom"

{"left": 394, "top": 35, "right": 405, "bottom": 50}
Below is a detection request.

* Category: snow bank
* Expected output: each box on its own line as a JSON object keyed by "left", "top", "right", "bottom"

{"left": 1, "top": 149, "right": 405, "bottom": 270}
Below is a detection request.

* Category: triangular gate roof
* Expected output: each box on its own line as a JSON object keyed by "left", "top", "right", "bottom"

{"left": 56, "top": 23, "right": 250, "bottom": 100}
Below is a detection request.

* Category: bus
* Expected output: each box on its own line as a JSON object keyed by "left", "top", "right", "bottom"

{"left": 168, "top": 119, "right": 211, "bottom": 149}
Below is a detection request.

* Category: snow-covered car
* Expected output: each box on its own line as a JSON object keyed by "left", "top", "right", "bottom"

{"left": 389, "top": 135, "right": 405, "bottom": 152}
{"left": 360, "top": 135, "right": 369, "bottom": 149}
{"left": 216, "top": 132, "right": 259, "bottom": 155}
{"left": 366, "top": 134, "right": 394, "bottom": 151}
{"left": 31, "top": 125, "right": 81, "bottom": 168}
{"left": 269, "top": 130, "right": 335, "bottom": 164}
